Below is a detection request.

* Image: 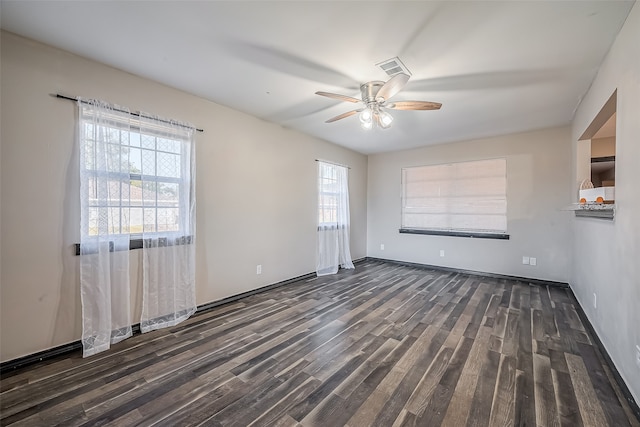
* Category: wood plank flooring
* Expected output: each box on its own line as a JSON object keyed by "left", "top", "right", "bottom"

{"left": 1, "top": 259, "right": 638, "bottom": 426}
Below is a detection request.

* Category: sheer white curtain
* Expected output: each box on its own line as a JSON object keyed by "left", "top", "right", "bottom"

{"left": 79, "top": 99, "right": 132, "bottom": 357}
{"left": 79, "top": 99, "right": 197, "bottom": 356}
{"left": 138, "top": 114, "right": 197, "bottom": 333}
{"left": 317, "top": 161, "right": 354, "bottom": 276}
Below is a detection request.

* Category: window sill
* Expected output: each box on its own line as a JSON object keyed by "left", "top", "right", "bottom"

{"left": 399, "top": 228, "right": 510, "bottom": 240}
{"left": 317, "top": 224, "right": 347, "bottom": 231}
{"left": 574, "top": 209, "right": 614, "bottom": 220}
{"left": 74, "top": 235, "right": 193, "bottom": 255}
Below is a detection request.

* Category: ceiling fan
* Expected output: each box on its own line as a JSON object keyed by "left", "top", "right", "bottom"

{"left": 315, "top": 73, "right": 441, "bottom": 130}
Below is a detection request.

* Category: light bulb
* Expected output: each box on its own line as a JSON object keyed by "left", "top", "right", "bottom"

{"left": 379, "top": 111, "right": 393, "bottom": 128}
{"left": 361, "top": 120, "right": 373, "bottom": 130}
{"left": 359, "top": 108, "right": 372, "bottom": 123}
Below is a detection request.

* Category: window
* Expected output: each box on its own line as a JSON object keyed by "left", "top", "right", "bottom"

{"left": 77, "top": 99, "right": 197, "bottom": 356}
{"left": 401, "top": 158, "right": 508, "bottom": 238}
{"left": 80, "top": 106, "right": 192, "bottom": 238}
{"left": 316, "top": 160, "right": 354, "bottom": 275}
{"left": 318, "top": 162, "right": 339, "bottom": 227}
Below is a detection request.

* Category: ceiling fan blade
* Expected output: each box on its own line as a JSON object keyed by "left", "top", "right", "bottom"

{"left": 325, "top": 109, "right": 361, "bottom": 123}
{"left": 385, "top": 101, "right": 442, "bottom": 110}
{"left": 375, "top": 73, "right": 410, "bottom": 102}
{"left": 315, "top": 91, "right": 361, "bottom": 103}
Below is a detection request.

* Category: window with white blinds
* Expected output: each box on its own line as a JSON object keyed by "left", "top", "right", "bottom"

{"left": 401, "top": 158, "right": 507, "bottom": 236}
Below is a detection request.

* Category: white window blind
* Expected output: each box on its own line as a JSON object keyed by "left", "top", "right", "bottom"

{"left": 401, "top": 158, "right": 507, "bottom": 235}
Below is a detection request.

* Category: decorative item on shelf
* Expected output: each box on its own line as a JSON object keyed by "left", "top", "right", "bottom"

{"left": 560, "top": 179, "right": 615, "bottom": 219}
{"left": 579, "top": 179, "right": 594, "bottom": 190}
{"left": 562, "top": 179, "right": 616, "bottom": 219}
{"left": 578, "top": 179, "right": 615, "bottom": 205}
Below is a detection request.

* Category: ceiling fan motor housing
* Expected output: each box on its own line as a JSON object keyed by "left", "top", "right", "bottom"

{"left": 360, "top": 81, "right": 385, "bottom": 104}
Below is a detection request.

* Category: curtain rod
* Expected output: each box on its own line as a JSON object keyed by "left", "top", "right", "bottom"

{"left": 315, "top": 159, "right": 351, "bottom": 169}
{"left": 55, "top": 94, "right": 204, "bottom": 133}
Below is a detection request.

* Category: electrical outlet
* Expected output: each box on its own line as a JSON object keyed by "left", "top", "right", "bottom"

{"left": 256, "top": 265, "right": 262, "bottom": 275}
{"left": 380, "top": 244, "right": 385, "bottom": 251}
{"left": 593, "top": 293, "right": 597, "bottom": 309}
{"left": 440, "top": 250, "right": 445, "bottom": 257}
{"left": 636, "top": 345, "right": 640, "bottom": 368}
{"left": 522, "top": 256, "right": 530, "bottom": 265}
{"left": 530, "top": 257, "right": 537, "bottom": 266}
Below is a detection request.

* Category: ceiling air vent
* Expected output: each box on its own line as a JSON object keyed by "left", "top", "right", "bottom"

{"left": 376, "top": 57, "right": 412, "bottom": 77}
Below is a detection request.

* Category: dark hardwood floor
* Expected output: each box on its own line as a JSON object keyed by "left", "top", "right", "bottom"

{"left": 1, "top": 259, "right": 638, "bottom": 426}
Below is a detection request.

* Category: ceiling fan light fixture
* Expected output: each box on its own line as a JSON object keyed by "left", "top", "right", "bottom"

{"left": 379, "top": 110, "right": 393, "bottom": 128}
{"left": 359, "top": 108, "right": 372, "bottom": 123}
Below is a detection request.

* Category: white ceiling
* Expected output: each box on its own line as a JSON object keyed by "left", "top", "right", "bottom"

{"left": 0, "top": 1, "right": 634, "bottom": 154}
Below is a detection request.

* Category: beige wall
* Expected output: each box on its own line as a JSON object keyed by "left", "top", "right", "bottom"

{"left": 570, "top": 2, "right": 640, "bottom": 404}
{"left": 367, "top": 126, "right": 573, "bottom": 283}
{"left": 590, "top": 136, "right": 616, "bottom": 158}
{"left": 0, "top": 32, "right": 368, "bottom": 362}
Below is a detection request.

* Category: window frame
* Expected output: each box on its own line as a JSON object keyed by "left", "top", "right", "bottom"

{"left": 79, "top": 112, "right": 192, "bottom": 242}
{"left": 399, "top": 158, "right": 509, "bottom": 240}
